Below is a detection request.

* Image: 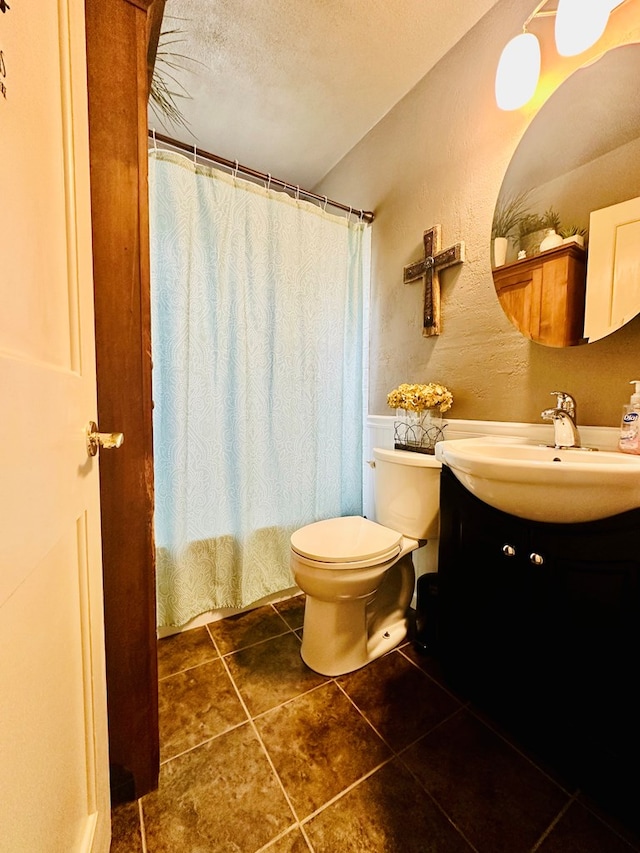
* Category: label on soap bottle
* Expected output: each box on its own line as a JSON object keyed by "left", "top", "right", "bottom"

{"left": 619, "top": 406, "right": 640, "bottom": 453}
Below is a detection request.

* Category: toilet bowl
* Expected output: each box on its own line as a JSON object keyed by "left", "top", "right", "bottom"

{"left": 290, "top": 447, "right": 441, "bottom": 676}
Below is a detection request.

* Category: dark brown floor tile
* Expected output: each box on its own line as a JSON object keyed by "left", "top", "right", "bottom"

{"left": 142, "top": 723, "right": 294, "bottom": 853}
{"left": 261, "top": 826, "right": 312, "bottom": 852}
{"left": 157, "top": 626, "right": 217, "bottom": 679}
{"left": 467, "top": 702, "right": 581, "bottom": 794}
{"left": 273, "top": 594, "right": 305, "bottom": 631}
{"left": 537, "top": 800, "right": 640, "bottom": 852}
{"left": 226, "top": 632, "right": 327, "bottom": 716}
{"left": 208, "top": 604, "right": 291, "bottom": 654}
{"left": 401, "top": 709, "right": 570, "bottom": 853}
{"left": 110, "top": 800, "right": 142, "bottom": 853}
{"left": 158, "top": 658, "right": 246, "bottom": 761}
{"left": 304, "top": 758, "right": 474, "bottom": 852}
{"left": 337, "top": 650, "right": 462, "bottom": 752}
{"left": 400, "top": 643, "right": 468, "bottom": 697}
{"left": 576, "top": 791, "right": 640, "bottom": 849}
{"left": 255, "top": 681, "right": 392, "bottom": 820}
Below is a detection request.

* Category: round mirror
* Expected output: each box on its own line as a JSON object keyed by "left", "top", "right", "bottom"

{"left": 491, "top": 43, "right": 640, "bottom": 347}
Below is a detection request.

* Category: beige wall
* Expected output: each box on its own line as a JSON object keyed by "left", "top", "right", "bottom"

{"left": 317, "top": 0, "right": 640, "bottom": 427}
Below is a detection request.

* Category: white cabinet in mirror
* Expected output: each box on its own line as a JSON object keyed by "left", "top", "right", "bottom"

{"left": 584, "top": 195, "right": 640, "bottom": 342}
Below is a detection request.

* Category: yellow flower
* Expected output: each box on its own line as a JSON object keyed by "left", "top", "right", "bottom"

{"left": 387, "top": 382, "right": 453, "bottom": 414}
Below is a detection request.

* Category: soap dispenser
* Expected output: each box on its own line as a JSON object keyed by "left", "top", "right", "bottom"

{"left": 619, "top": 380, "right": 640, "bottom": 454}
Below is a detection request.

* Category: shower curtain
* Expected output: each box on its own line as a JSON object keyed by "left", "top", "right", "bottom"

{"left": 149, "top": 149, "right": 370, "bottom": 628}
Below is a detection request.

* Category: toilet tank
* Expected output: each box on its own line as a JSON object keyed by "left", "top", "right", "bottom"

{"left": 372, "top": 447, "right": 441, "bottom": 540}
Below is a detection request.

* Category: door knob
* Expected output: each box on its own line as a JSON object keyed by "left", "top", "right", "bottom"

{"left": 86, "top": 421, "right": 124, "bottom": 457}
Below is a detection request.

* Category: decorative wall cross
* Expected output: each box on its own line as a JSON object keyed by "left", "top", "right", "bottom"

{"left": 403, "top": 225, "right": 465, "bottom": 337}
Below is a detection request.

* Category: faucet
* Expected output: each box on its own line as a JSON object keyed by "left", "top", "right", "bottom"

{"left": 541, "top": 391, "right": 581, "bottom": 448}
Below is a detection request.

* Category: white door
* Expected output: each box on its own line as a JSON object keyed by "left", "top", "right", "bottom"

{"left": 584, "top": 195, "right": 640, "bottom": 342}
{"left": 0, "top": 1, "right": 110, "bottom": 851}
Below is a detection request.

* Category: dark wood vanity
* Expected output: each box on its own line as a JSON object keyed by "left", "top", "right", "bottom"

{"left": 431, "top": 465, "right": 640, "bottom": 823}
{"left": 492, "top": 243, "right": 587, "bottom": 347}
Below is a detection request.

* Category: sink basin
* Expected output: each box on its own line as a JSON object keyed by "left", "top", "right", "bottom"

{"left": 435, "top": 436, "right": 640, "bottom": 523}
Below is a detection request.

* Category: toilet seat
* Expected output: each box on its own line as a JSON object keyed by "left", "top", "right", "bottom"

{"left": 290, "top": 515, "right": 402, "bottom": 569}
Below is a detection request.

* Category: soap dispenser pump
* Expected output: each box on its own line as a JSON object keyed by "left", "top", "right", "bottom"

{"left": 619, "top": 380, "right": 640, "bottom": 454}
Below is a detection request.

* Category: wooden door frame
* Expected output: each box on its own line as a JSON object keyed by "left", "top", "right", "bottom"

{"left": 85, "top": 0, "right": 166, "bottom": 802}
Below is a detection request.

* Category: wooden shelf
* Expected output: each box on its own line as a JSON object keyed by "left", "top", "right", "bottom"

{"left": 492, "top": 242, "right": 587, "bottom": 347}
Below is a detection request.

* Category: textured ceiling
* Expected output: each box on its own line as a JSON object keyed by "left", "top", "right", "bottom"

{"left": 151, "top": 0, "right": 501, "bottom": 188}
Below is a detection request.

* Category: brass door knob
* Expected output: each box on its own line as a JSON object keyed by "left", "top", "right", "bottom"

{"left": 86, "top": 421, "right": 124, "bottom": 457}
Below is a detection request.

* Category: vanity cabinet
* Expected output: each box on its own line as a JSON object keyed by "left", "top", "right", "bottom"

{"left": 436, "top": 466, "right": 640, "bottom": 814}
{"left": 492, "top": 243, "right": 586, "bottom": 346}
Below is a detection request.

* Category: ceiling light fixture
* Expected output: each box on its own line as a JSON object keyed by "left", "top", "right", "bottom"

{"left": 555, "top": 0, "right": 618, "bottom": 56}
{"left": 495, "top": 31, "right": 541, "bottom": 110}
{"left": 496, "top": 0, "right": 626, "bottom": 110}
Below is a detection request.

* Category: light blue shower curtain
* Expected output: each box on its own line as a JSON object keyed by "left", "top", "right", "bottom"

{"left": 149, "top": 150, "right": 370, "bottom": 627}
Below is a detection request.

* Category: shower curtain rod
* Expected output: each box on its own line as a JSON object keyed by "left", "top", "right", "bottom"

{"left": 148, "top": 130, "right": 375, "bottom": 224}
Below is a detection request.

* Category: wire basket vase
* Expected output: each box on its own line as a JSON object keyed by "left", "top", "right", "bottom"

{"left": 393, "top": 408, "right": 446, "bottom": 455}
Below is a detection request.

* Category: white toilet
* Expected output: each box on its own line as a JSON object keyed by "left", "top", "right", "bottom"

{"left": 290, "top": 447, "right": 442, "bottom": 676}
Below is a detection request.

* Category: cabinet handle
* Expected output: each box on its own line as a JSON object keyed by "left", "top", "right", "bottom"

{"left": 502, "top": 544, "right": 516, "bottom": 557}
{"left": 530, "top": 552, "right": 545, "bottom": 566}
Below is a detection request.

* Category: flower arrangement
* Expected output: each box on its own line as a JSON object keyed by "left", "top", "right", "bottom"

{"left": 387, "top": 382, "right": 453, "bottom": 414}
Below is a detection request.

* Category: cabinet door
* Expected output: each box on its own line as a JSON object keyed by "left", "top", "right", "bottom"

{"left": 544, "top": 522, "right": 640, "bottom": 763}
{"left": 494, "top": 263, "right": 541, "bottom": 342}
{"left": 438, "top": 468, "right": 544, "bottom": 711}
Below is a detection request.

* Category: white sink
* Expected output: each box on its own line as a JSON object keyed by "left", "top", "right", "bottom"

{"left": 435, "top": 436, "right": 640, "bottom": 523}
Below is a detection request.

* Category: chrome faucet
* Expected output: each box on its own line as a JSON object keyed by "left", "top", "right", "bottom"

{"left": 541, "top": 391, "right": 581, "bottom": 448}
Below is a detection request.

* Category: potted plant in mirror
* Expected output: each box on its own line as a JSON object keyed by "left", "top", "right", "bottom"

{"left": 491, "top": 189, "right": 531, "bottom": 268}
{"left": 518, "top": 207, "right": 561, "bottom": 256}
{"left": 559, "top": 225, "right": 587, "bottom": 248}
{"left": 539, "top": 207, "right": 564, "bottom": 251}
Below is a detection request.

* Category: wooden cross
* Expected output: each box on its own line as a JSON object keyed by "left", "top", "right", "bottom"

{"left": 403, "top": 225, "right": 465, "bottom": 337}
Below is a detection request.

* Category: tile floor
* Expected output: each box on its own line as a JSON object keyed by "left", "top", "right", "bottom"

{"left": 110, "top": 594, "right": 640, "bottom": 852}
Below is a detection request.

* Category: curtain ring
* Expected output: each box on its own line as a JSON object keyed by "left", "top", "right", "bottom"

{"left": 295, "top": 185, "right": 300, "bottom": 202}
{"left": 193, "top": 144, "right": 197, "bottom": 164}
{"left": 151, "top": 128, "right": 157, "bottom": 152}
{"left": 323, "top": 196, "right": 328, "bottom": 212}
{"left": 265, "top": 173, "right": 272, "bottom": 192}
{"left": 233, "top": 159, "right": 239, "bottom": 180}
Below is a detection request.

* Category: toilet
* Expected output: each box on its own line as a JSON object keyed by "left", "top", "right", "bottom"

{"left": 290, "top": 447, "right": 442, "bottom": 676}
